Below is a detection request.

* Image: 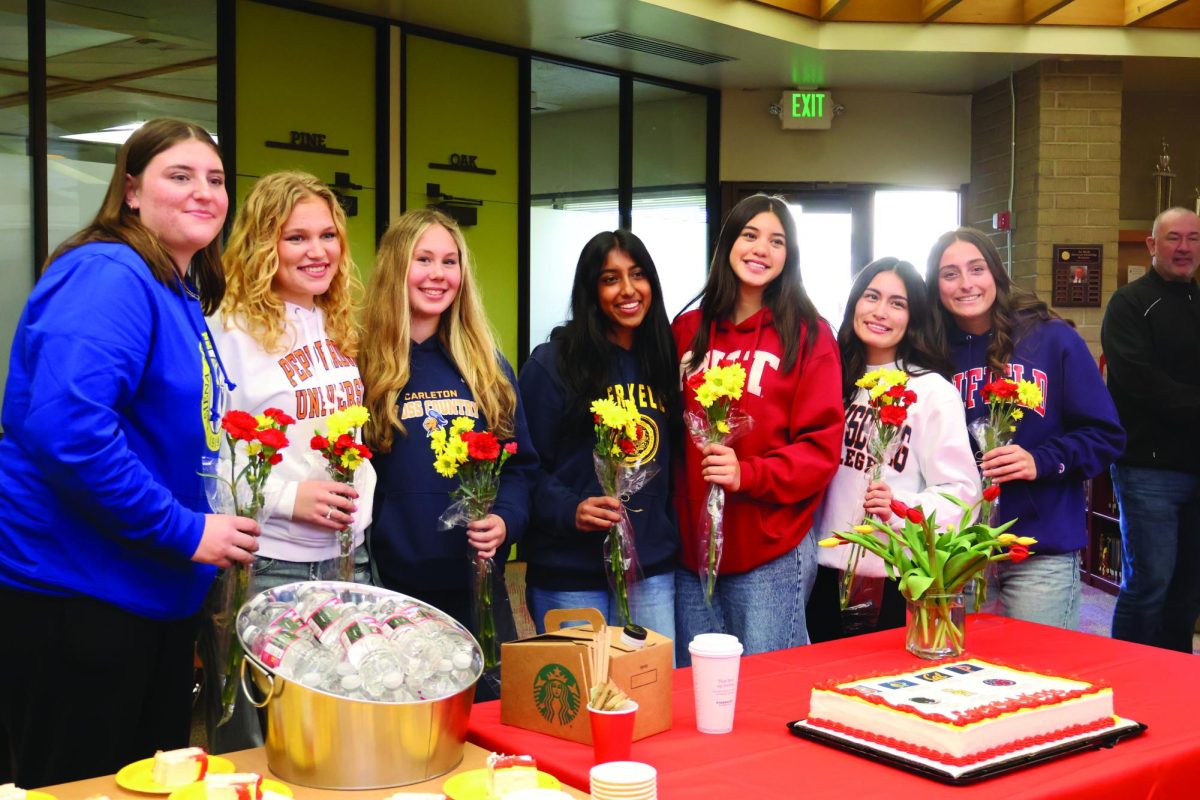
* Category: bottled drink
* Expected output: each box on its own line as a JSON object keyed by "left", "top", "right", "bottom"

{"left": 246, "top": 624, "right": 339, "bottom": 688}
{"left": 337, "top": 617, "right": 406, "bottom": 699}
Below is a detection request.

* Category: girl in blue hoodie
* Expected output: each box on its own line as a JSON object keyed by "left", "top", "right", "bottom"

{"left": 926, "top": 228, "right": 1124, "bottom": 630}
{"left": 519, "top": 230, "right": 680, "bottom": 638}
{"left": 360, "top": 209, "right": 536, "bottom": 646}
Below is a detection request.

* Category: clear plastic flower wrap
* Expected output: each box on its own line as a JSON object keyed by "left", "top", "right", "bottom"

{"left": 684, "top": 406, "right": 751, "bottom": 604}
{"left": 593, "top": 451, "right": 659, "bottom": 625}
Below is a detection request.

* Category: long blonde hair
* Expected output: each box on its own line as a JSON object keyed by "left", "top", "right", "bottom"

{"left": 220, "top": 171, "right": 361, "bottom": 355}
{"left": 361, "top": 208, "right": 516, "bottom": 452}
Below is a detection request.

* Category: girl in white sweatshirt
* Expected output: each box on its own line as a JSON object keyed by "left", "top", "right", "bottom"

{"left": 808, "top": 257, "right": 981, "bottom": 641}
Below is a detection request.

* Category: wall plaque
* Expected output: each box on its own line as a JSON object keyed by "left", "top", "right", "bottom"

{"left": 265, "top": 130, "right": 349, "bottom": 155}
{"left": 429, "top": 153, "right": 496, "bottom": 175}
{"left": 1052, "top": 245, "right": 1102, "bottom": 308}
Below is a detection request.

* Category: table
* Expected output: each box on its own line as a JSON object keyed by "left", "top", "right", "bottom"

{"left": 468, "top": 614, "right": 1200, "bottom": 799}
{"left": 39, "top": 743, "right": 589, "bottom": 799}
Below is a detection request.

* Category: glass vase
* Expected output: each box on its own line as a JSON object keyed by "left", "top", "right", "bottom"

{"left": 905, "top": 592, "right": 965, "bottom": 660}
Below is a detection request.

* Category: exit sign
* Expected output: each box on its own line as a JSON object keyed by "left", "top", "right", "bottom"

{"left": 779, "top": 90, "right": 834, "bottom": 130}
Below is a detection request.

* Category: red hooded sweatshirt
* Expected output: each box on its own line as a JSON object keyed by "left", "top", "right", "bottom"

{"left": 672, "top": 307, "right": 844, "bottom": 575}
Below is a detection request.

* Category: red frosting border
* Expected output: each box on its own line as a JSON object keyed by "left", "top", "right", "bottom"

{"left": 807, "top": 716, "right": 1116, "bottom": 766}
{"left": 813, "top": 655, "right": 1111, "bottom": 726}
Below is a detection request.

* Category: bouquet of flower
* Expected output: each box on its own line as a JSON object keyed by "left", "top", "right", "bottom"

{"left": 819, "top": 494, "right": 1035, "bottom": 656}
{"left": 967, "top": 376, "right": 1043, "bottom": 604}
{"left": 431, "top": 416, "right": 517, "bottom": 669}
{"left": 202, "top": 407, "right": 292, "bottom": 727}
{"left": 310, "top": 405, "right": 373, "bottom": 582}
{"left": 684, "top": 361, "right": 751, "bottom": 605}
{"left": 840, "top": 368, "right": 918, "bottom": 613}
{"left": 589, "top": 396, "right": 657, "bottom": 626}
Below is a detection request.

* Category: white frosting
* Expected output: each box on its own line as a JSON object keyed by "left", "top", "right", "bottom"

{"left": 0, "top": 784, "right": 27, "bottom": 800}
{"left": 151, "top": 748, "right": 207, "bottom": 788}
{"left": 808, "top": 659, "right": 1114, "bottom": 759}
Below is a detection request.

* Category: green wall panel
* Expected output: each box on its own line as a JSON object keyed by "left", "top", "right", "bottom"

{"left": 404, "top": 35, "right": 519, "bottom": 364}
{"left": 235, "top": 0, "right": 378, "bottom": 280}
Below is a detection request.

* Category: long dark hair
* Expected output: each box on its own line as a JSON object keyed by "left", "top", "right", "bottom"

{"left": 838, "top": 257, "right": 952, "bottom": 405}
{"left": 925, "top": 227, "right": 1057, "bottom": 377}
{"left": 681, "top": 194, "right": 819, "bottom": 374}
{"left": 47, "top": 118, "right": 226, "bottom": 314}
{"left": 552, "top": 230, "right": 680, "bottom": 430}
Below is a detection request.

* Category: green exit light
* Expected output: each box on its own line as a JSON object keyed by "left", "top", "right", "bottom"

{"left": 790, "top": 92, "right": 825, "bottom": 119}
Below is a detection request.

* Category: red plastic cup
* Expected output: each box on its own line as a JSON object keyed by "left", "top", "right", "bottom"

{"left": 588, "top": 700, "right": 639, "bottom": 764}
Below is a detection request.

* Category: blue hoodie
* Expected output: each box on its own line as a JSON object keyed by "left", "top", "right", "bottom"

{"left": 0, "top": 242, "right": 220, "bottom": 620}
{"left": 948, "top": 318, "right": 1125, "bottom": 554}
{"left": 371, "top": 337, "right": 538, "bottom": 596}
{"left": 518, "top": 339, "right": 678, "bottom": 591}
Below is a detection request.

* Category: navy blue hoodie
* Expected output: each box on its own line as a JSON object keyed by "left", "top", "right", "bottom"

{"left": 948, "top": 318, "right": 1125, "bottom": 554}
{"left": 371, "top": 337, "right": 537, "bottom": 602}
{"left": 518, "top": 339, "right": 678, "bottom": 591}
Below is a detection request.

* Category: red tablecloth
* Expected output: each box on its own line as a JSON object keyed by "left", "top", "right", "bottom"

{"left": 468, "top": 614, "right": 1200, "bottom": 799}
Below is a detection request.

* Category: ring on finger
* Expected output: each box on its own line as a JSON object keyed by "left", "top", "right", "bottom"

{"left": 325, "top": 506, "right": 334, "bottom": 520}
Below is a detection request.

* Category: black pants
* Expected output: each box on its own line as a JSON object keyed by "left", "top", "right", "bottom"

{"left": 805, "top": 565, "right": 905, "bottom": 643}
{"left": 0, "top": 586, "right": 198, "bottom": 787}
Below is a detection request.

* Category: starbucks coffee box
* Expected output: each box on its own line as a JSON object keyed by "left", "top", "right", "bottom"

{"left": 500, "top": 607, "right": 673, "bottom": 743}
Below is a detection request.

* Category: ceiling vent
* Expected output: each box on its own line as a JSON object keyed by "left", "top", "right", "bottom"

{"left": 579, "top": 31, "right": 735, "bottom": 66}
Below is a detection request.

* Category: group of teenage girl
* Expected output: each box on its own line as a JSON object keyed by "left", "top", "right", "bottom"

{"left": 0, "top": 118, "right": 1124, "bottom": 788}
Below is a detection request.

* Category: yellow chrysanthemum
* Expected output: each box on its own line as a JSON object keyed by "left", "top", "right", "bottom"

{"left": 446, "top": 436, "right": 469, "bottom": 463}
{"left": 716, "top": 420, "right": 731, "bottom": 435}
{"left": 1016, "top": 380, "right": 1043, "bottom": 409}
{"left": 429, "top": 427, "right": 447, "bottom": 455}
{"left": 434, "top": 451, "right": 460, "bottom": 478}
{"left": 856, "top": 369, "right": 882, "bottom": 390}
{"left": 451, "top": 416, "right": 475, "bottom": 435}
{"left": 590, "top": 398, "right": 634, "bottom": 431}
{"left": 695, "top": 384, "right": 717, "bottom": 409}
{"left": 1012, "top": 409, "right": 1024, "bottom": 420}
{"left": 340, "top": 449, "right": 363, "bottom": 470}
{"left": 326, "top": 416, "right": 350, "bottom": 440}
{"left": 246, "top": 441, "right": 262, "bottom": 456}
{"left": 343, "top": 405, "right": 369, "bottom": 428}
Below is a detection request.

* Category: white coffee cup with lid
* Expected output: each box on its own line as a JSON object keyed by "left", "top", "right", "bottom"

{"left": 687, "top": 633, "right": 743, "bottom": 734}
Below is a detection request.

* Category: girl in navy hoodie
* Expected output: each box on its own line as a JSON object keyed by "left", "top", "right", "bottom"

{"left": 519, "top": 230, "right": 680, "bottom": 637}
{"left": 360, "top": 209, "right": 536, "bottom": 645}
{"left": 926, "top": 228, "right": 1124, "bottom": 630}
{"left": 673, "top": 194, "right": 844, "bottom": 664}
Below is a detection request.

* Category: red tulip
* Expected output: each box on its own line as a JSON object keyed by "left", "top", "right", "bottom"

{"left": 905, "top": 507, "right": 925, "bottom": 525}
{"left": 1009, "top": 543, "right": 1030, "bottom": 563}
{"left": 890, "top": 499, "right": 909, "bottom": 518}
{"left": 983, "top": 485, "right": 1001, "bottom": 502}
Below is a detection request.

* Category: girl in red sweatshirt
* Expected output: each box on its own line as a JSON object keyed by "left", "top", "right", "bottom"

{"left": 673, "top": 194, "right": 844, "bottom": 664}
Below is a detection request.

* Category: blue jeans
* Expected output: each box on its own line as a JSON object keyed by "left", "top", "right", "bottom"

{"left": 984, "top": 551, "right": 1080, "bottom": 630}
{"left": 1111, "top": 464, "right": 1200, "bottom": 652}
{"left": 526, "top": 572, "right": 676, "bottom": 662}
{"left": 674, "top": 534, "right": 817, "bottom": 667}
{"left": 250, "top": 543, "right": 373, "bottom": 594}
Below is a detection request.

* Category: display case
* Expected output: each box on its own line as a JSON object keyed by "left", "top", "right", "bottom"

{"left": 1083, "top": 474, "right": 1121, "bottom": 595}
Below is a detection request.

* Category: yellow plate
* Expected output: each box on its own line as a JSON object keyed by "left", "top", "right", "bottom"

{"left": 442, "top": 768, "right": 561, "bottom": 800}
{"left": 115, "top": 756, "right": 235, "bottom": 794}
{"left": 167, "top": 779, "right": 293, "bottom": 800}
{"left": 27, "top": 792, "right": 57, "bottom": 800}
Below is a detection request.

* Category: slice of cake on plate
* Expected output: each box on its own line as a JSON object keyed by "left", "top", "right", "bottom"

{"left": 806, "top": 657, "right": 1116, "bottom": 766}
{"left": 204, "top": 773, "right": 263, "bottom": 800}
{"left": 151, "top": 747, "right": 209, "bottom": 787}
{"left": 0, "top": 783, "right": 27, "bottom": 800}
{"left": 487, "top": 753, "right": 538, "bottom": 798}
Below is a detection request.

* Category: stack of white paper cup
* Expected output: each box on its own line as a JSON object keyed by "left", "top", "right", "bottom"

{"left": 589, "top": 761, "right": 657, "bottom": 800}
{"left": 688, "top": 633, "right": 744, "bottom": 734}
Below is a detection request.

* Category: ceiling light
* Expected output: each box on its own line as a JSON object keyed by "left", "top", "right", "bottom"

{"left": 62, "top": 121, "right": 219, "bottom": 145}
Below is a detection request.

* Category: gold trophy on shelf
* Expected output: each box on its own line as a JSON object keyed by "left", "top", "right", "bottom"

{"left": 1153, "top": 139, "right": 1174, "bottom": 215}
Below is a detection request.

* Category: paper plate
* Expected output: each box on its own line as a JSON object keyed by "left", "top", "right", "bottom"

{"left": 442, "top": 768, "right": 562, "bottom": 800}
{"left": 167, "top": 778, "right": 293, "bottom": 800}
{"left": 115, "top": 756, "right": 235, "bottom": 794}
{"left": 26, "top": 792, "right": 58, "bottom": 800}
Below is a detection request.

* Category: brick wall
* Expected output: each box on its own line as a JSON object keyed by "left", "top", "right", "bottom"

{"left": 968, "top": 60, "right": 1123, "bottom": 356}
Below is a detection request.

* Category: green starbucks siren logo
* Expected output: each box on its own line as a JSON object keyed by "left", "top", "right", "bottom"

{"left": 533, "top": 662, "right": 582, "bottom": 725}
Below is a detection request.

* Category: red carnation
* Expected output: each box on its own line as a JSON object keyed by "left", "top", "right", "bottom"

{"left": 503, "top": 442, "right": 518, "bottom": 455}
{"left": 879, "top": 404, "right": 908, "bottom": 427}
{"left": 464, "top": 430, "right": 501, "bottom": 461}
{"left": 594, "top": 413, "right": 602, "bottom": 424}
{"left": 334, "top": 433, "right": 355, "bottom": 454}
{"left": 269, "top": 453, "right": 283, "bottom": 465}
{"left": 901, "top": 390, "right": 917, "bottom": 405}
{"left": 685, "top": 370, "right": 705, "bottom": 391}
{"left": 983, "top": 485, "right": 1001, "bottom": 502}
{"left": 256, "top": 427, "right": 288, "bottom": 451}
{"left": 357, "top": 443, "right": 374, "bottom": 460}
{"left": 263, "top": 407, "right": 296, "bottom": 426}
{"left": 905, "top": 507, "right": 925, "bottom": 524}
{"left": 886, "top": 384, "right": 905, "bottom": 398}
{"left": 311, "top": 434, "right": 330, "bottom": 451}
{"left": 1009, "top": 543, "right": 1030, "bottom": 563}
{"left": 983, "top": 380, "right": 1018, "bottom": 401}
{"left": 221, "top": 410, "right": 259, "bottom": 442}
{"left": 619, "top": 438, "right": 636, "bottom": 455}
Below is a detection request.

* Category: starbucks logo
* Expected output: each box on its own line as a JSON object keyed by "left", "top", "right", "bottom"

{"left": 533, "top": 663, "right": 582, "bottom": 726}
